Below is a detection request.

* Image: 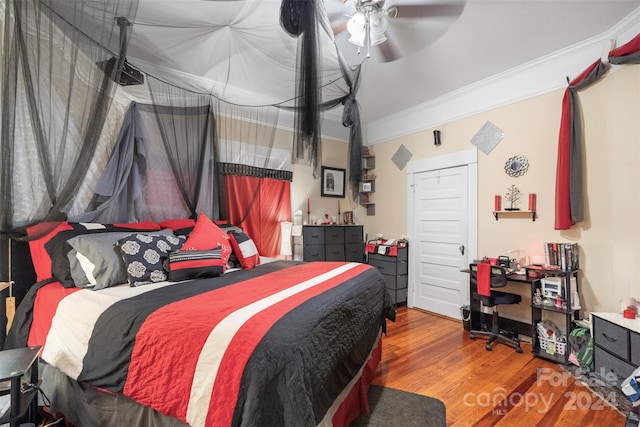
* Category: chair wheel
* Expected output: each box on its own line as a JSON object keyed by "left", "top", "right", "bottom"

{"left": 516, "top": 347, "right": 523, "bottom": 354}
{"left": 469, "top": 333, "right": 475, "bottom": 340}
{"left": 485, "top": 343, "right": 492, "bottom": 351}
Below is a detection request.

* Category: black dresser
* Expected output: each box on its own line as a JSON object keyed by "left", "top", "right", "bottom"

{"left": 367, "top": 246, "right": 408, "bottom": 306}
{"left": 302, "top": 225, "right": 364, "bottom": 262}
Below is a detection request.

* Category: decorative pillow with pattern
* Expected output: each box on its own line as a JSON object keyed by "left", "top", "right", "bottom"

{"left": 228, "top": 230, "right": 260, "bottom": 270}
{"left": 118, "top": 233, "right": 186, "bottom": 286}
{"left": 167, "top": 248, "right": 225, "bottom": 281}
{"left": 66, "top": 229, "right": 174, "bottom": 289}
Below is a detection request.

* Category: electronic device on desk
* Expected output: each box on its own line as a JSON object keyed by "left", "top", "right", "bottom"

{"left": 541, "top": 277, "right": 563, "bottom": 298}
{"left": 498, "top": 256, "right": 510, "bottom": 268}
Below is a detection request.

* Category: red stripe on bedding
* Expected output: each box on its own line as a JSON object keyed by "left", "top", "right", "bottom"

{"left": 28, "top": 282, "right": 81, "bottom": 349}
{"left": 123, "top": 262, "right": 368, "bottom": 423}
{"left": 206, "top": 262, "right": 372, "bottom": 426}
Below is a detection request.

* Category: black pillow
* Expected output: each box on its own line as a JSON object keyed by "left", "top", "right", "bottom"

{"left": 118, "top": 233, "right": 186, "bottom": 286}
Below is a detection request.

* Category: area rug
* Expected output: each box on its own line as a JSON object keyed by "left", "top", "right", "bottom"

{"left": 351, "top": 385, "right": 446, "bottom": 427}
{"left": 560, "top": 363, "right": 636, "bottom": 418}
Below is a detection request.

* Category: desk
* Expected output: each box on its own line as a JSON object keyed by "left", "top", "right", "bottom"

{"left": 466, "top": 271, "right": 533, "bottom": 338}
{"left": 465, "top": 266, "right": 581, "bottom": 364}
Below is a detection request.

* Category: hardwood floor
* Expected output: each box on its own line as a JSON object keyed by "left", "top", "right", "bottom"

{"left": 371, "top": 307, "right": 625, "bottom": 426}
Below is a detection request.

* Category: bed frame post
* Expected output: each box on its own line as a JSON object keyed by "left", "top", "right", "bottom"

{"left": 0, "top": 237, "right": 9, "bottom": 348}
{"left": 0, "top": 238, "right": 36, "bottom": 348}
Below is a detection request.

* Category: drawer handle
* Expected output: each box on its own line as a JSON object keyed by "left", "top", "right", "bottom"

{"left": 602, "top": 333, "right": 617, "bottom": 343}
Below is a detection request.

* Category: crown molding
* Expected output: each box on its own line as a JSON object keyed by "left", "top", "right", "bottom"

{"left": 365, "top": 7, "right": 640, "bottom": 146}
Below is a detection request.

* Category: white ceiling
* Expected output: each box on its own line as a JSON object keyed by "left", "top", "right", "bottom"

{"left": 326, "top": 0, "right": 640, "bottom": 140}
{"left": 121, "top": 0, "right": 640, "bottom": 142}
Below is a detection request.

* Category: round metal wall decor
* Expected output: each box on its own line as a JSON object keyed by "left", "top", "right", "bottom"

{"left": 504, "top": 155, "right": 529, "bottom": 177}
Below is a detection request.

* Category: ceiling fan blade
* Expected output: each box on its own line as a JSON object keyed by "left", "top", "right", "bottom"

{"left": 376, "top": 39, "right": 399, "bottom": 63}
{"left": 388, "top": 2, "right": 465, "bottom": 19}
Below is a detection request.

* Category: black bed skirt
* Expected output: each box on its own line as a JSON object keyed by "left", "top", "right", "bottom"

{"left": 39, "top": 361, "right": 188, "bottom": 427}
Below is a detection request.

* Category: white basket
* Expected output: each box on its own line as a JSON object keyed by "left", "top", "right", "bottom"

{"left": 539, "top": 336, "right": 566, "bottom": 355}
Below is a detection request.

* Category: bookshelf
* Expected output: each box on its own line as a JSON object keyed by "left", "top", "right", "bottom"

{"left": 528, "top": 242, "right": 580, "bottom": 364}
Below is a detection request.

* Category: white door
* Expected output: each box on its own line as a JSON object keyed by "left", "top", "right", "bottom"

{"left": 411, "top": 165, "right": 469, "bottom": 319}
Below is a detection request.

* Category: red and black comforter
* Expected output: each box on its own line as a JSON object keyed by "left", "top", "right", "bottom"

{"left": 9, "top": 260, "right": 393, "bottom": 426}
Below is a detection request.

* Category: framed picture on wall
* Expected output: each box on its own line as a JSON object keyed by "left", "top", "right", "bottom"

{"left": 321, "top": 166, "right": 345, "bottom": 198}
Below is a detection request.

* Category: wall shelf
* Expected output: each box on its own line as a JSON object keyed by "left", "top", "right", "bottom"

{"left": 492, "top": 210, "right": 536, "bottom": 221}
{"left": 360, "top": 152, "right": 375, "bottom": 216}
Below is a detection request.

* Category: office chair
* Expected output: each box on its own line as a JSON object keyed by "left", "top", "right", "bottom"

{"left": 469, "top": 263, "right": 523, "bottom": 353}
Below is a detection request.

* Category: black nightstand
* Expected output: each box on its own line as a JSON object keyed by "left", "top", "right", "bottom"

{"left": 0, "top": 346, "right": 41, "bottom": 427}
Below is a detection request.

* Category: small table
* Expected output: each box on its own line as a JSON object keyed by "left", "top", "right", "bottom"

{"left": 0, "top": 346, "right": 41, "bottom": 427}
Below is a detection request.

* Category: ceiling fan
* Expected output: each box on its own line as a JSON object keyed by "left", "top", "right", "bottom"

{"left": 327, "top": 0, "right": 465, "bottom": 63}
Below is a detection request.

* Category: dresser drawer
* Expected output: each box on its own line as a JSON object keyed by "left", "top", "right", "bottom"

{"left": 325, "top": 244, "right": 345, "bottom": 261}
{"left": 324, "top": 227, "right": 344, "bottom": 245}
{"left": 368, "top": 257, "right": 398, "bottom": 275}
{"left": 593, "top": 316, "right": 629, "bottom": 360}
{"left": 395, "top": 247, "right": 408, "bottom": 262}
{"left": 631, "top": 331, "right": 640, "bottom": 366}
{"left": 344, "top": 226, "right": 363, "bottom": 243}
{"left": 387, "top": 287, "right": 408, "bottom": 305}
{"left": 381, "top": 274, "right": 407, "bottom": 290}
{"left": 303, "top": 226, "right": 324, "bottom": 245}
{"left": 303, "top": 245, "right": 325, "bottom": 261}
{"left": 345, "top": 243, "right": 363, "bottom": 262}
{"left": 594, "top": 345, "right": 635, "bottom": 388}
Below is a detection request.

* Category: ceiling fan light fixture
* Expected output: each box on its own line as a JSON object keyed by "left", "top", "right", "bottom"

{"left": 369, "top": 10, "right": 389, "bottom": 46}
{"left": 346, "top": 12, "right": 366, "bottom": 47}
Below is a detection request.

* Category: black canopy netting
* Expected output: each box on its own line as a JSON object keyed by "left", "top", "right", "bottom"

{"left": 0, "top": 0, "right": 140, "bottom": 236}
{"left": 0, "top": 0, "right": 363, "bottom": 240}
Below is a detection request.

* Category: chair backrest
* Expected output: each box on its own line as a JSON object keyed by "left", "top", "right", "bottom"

{"left": 470, "top": 263, "right": 509, "bottom": 297}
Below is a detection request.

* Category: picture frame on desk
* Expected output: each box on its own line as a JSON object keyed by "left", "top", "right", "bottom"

{"left": 321, "top": 166, "right": 345, "bottom": 198}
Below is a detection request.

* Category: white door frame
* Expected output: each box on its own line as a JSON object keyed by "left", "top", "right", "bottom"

{"left": 406, "top": 149, "right": 478, "bottom": 309}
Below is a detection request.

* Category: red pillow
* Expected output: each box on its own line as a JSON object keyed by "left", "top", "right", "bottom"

{"left": 181, "top": 213, "right": 232, "bottom": 270}
{"left": 112, "top": 220, "right": 160, "bottom": 231}
{"left": 27, "top": 221, "right": 73, "bottom": 281}
{"left": 229, "top": 231, "right": 260, "bottom": 270}
{"left": 158, "top": 218, "right": 196, "bottom": 231}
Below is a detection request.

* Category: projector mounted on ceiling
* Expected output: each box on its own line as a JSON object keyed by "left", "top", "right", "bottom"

{"left": 97, "top": 16, "right": 143, "bottom": 86}
{"left": 97, "top": 56, "right": 144, "bottom": 86}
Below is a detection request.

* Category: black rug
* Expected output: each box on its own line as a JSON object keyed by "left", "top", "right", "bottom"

{"left": 560, "top": 363, "right": 636, "bottom": 417}
{"left": 351, "top": 385, "right": 446, "bottom": 427}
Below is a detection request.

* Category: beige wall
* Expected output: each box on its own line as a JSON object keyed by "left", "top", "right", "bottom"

{"left": 351, "top": 65, "right": 639, "bottom": 316}
{"left": 290, "top": 65, "right": 639, "bottom": 315}
{"left": 290, "top": 138, "right": 357, "bottom": 223}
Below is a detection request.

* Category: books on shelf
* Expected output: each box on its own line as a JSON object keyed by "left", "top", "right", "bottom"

{"left": 543, "top": 242, "right": 579, "bottom": 270}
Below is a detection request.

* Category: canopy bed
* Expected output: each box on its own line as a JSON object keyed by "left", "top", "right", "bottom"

{"left": 4, "top": 217, "right": 394, "bottom": 426}
{"left": 0, "top": 1, "right": 391, "bottom": 426}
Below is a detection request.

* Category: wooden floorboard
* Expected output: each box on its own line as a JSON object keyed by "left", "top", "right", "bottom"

{"left": 371, "top": 307, "right": 625, "bottom": 426}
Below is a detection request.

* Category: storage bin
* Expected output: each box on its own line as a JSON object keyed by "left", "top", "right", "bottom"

{"left": 539, "top": 336, "right": 566, "bottom": 355}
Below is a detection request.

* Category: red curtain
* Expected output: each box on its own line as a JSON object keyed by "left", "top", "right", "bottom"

{"left": 224, "top": 176, "right": 291, "bottom": 257}
{"left": 609, "top": 32, "right": 640, "bottom": 63}
{"left": 554, "top": 60, "right": 604, "bottom": 230}
{"left": 554, "top": 32, "right": 640, "bottom": 230}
